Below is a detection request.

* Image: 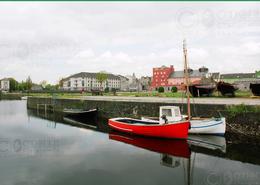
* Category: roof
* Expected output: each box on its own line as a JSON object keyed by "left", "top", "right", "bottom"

{"left": 210, "top": 72, "right": 220, "bottom": 79}
{"left": 169, "top": 70, "right": 204, "bottom": 78}
{"left": 220, "top": 73, "right": 255, "bottom": 79}
{"left": 0, "top": 78, "right": 11, "bottom": 81}
{"left": 63, "top": 72, "right": 120, "bottom": 81}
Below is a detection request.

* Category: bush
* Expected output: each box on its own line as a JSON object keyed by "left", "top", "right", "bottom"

{"left": 158, "top": 87, "right": 164, "bottom": 93}
{"left": 171, "top": 86, "right": 178, "bottom": 93}
{"left": 104, "top": 87, "right": 109, "bottom": 93}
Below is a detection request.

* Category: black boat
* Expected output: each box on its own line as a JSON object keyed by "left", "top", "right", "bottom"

{"left": 63, "top": 108, "right": 98, "bottom": 122}
{"left": 216, "top": 81, "right": 238, "bottom": 96}
{"left": 250, "top": 83, "right": 260, "bottom": 96}
{"left": 189, "top": 85, "right": 215, "bottom": 97}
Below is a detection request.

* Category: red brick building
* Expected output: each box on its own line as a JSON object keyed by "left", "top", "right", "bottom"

{"left": 151, "top": 65, "right": 209, "bottom": 91}
{"left": 151, "top": 65, "right": 174, "bottom": 90}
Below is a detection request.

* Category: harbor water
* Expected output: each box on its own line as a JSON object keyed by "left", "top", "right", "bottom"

{"left": 0, "top": 100, "right": 259, "bottom": 185}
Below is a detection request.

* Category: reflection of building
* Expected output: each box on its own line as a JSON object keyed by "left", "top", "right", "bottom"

{"left": 0, "top": 78, "right": 10, "bottom": 92}
{"left": 62, "top": 72, "right": 120, "bottom": 91}
{"left": 220, "top": 72, "right": 258, "bottom": 91}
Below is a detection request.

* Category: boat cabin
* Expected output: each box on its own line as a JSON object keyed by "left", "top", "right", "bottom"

{"left": 159, "top": 106, "right": 183, "bottom": 124}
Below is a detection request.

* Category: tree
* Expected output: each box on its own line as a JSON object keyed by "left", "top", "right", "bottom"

{"left": 158, "top": 87, "right": 164, "bottom": 93}
{"left": 171, "top": 86, "right": 178, "bottom": 93}
{"left": 26, "top": 76, "right": 32, "bottom": 90}
{"left": 9, "top": 78, "right": 19, "bottom": 92}
{"left": 40, "top": 80, "right": 48, "bottom": 89}
{"left": 96, "top": 72, "right": 108, "bottom": 90}
{"left": 58, "top": 78, "right": 64, "bottom": 88}
{"left": 104, "top": 87, "right": 109, "bottom": 93}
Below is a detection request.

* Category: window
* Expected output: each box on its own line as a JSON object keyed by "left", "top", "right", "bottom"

{"left": 82, "top": 81, "right": 84, "bottom": 87}
{"left": 174, "top": 108, "right": 180, "bottom": 117}
{"left": 162, "top": 109, "right": 172, "bottom": 116}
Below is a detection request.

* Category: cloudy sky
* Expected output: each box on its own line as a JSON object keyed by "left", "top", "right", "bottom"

{"left": 0, "top": 2, "right": 260, "bottom": 84}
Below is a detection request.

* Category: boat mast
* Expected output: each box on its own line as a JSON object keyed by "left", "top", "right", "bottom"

{"left": 183, "top": 39, "right": 191, "bottom": 120}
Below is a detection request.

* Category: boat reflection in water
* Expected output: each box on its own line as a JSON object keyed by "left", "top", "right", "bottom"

{"left": 109, "top": 132, "right": 191, "bottom": 158}
{"left": 188, "top": 135, "right": 226, "bottom": 153}
{"left": 109, "top": 132, "right": 227, "bottom": 169}
{"left": 109, "top": 132, "right": 191, "bottom": 169}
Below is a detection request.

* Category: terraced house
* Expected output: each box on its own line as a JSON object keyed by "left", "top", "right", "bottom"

{"left": 62, "top": 72, "right": 121, "bottom": 91}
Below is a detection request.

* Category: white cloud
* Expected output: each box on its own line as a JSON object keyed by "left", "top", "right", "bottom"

{"left": 0, "top": 2, "right": 260, "bottom": 83}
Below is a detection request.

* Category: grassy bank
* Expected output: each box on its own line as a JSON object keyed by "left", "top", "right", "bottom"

{"left": 1, "top": 90, "right": 257, "bottom": 99}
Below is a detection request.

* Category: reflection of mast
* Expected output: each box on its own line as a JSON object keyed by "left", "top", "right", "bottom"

{"left": 183, "top": 40, "right": 191, "bottom": 120}
{"left": 183, "top": 40, "right": 192, "bottom": 185}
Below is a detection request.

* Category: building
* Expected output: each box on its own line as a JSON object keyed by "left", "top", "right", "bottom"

{"left": 31, "top": 84, "right": 43, "bottom": 91}
{"left": 220, "top": 72, "right": 258, "bottom": 91}
{"left": 151, "top": 65, "right": 209, "bottom": 91}
{"left": 126, "top": 73, "right": 142, "bottom": 92}
{"left": 151, "top": 65, "right": 174, "bottom": 90}
{"left": 118, "top": 75, "right": 129, "bottom": 91}
{"left": 167, "top": 69, "right": 208, "bottom": 89}
{"left": 140, "top": 76, "right": 151, "bottom": 91}
{"left": 62, "top": 72, "right": 121, "bottom": 91}
{"left": 0, "top": 78, "right": 10, "bottom": 92}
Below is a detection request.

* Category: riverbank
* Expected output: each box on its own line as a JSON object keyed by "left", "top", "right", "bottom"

{"left": 27, "top": 96, "right": 260, "bottom": 137}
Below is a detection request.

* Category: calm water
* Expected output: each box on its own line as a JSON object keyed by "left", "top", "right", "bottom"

{"left": 0, "top": 100, "right": 259, "bottom": 185}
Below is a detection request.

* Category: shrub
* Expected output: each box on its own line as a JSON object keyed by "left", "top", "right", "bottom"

{"left": 158, "top": 87, "right": 164, "bottom": 93}
{"left": 104, "top": 87, "right": 109, "bottom": 93}
{"left": 171, "top": 86, "right": 178, "bottom": 93}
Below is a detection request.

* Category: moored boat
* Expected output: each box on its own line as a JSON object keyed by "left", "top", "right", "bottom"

{"left": 108, "top": 117, "right": 190, "bottom": 139}
{"left": 63, "top": 108, "right": 98, "bottom": 122}
{"left": 189, "top": 84, "right": 215, "bottom": 97}
{"left": 141, "top": 106, "right": 226, "bottom": 135}
{"left": 250, "top": 83, "right": 260, "bottom": 96}
{"left": 216, "top": 81, "right": 238, "bottom": 96}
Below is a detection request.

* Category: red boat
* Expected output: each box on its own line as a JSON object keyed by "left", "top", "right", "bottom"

{"left": 109, "top": 132, "right": 191, "bottom": 158}
{"left": 108, "top": 116, "right": 190, "bottom": 139}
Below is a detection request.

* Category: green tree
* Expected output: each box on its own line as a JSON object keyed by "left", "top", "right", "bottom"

{"left": 26, "top": 76, "right": 33, "bottom": 90}
{"left": 96, "top": 72, "right": 108, "bottom": 90}
{"left": 58, "top": 78, "right": 64, "bottom": 88}
{"left": 9, "top": 78, "right": 19, "bottom": 92}
{"left": 104, "top": 87, "right": 109, "bottom": 93}
{"left": 40, "top": 80, "right": 48, "bottom": 89}
{"left": 158, "top": 87, "right": 164, "bottom": 93}
{"left": 171, "top": 86, "right": 178, "bottom": 93}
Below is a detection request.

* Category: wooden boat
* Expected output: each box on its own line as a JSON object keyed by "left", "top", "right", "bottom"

{"left": 63, "top": 108, "right": 98, "bottom": 121}
{"left": 250, "top": 83, "right": 260, "bottom": 96}
{"left": 189, "top": 84, "right": 215, "bottom": 97}
{"left": 109, "top": 132, "right": 191, "bottom": 158}
{"left": 216, "top": 81, "right": 238, "bottom": 96}
{"left": 109, "top": 117, "right": 190, "bottom": 139}
{"left": 141, "top": 106, "right": 226, "bottom": 135}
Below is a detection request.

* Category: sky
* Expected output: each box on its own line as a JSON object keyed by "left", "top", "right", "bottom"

{"left": 0, "top": 2, "right": 260, "bottom": 84}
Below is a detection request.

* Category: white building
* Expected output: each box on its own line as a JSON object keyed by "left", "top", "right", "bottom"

{"left": 62, "top": 72, "right": 121, "bottom": 91}
{"left": 0, "top": 78, "right": 10, "bottom": 92}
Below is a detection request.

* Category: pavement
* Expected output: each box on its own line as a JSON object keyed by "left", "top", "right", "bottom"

{"left": 79, "top": 96, "right": 260, "bottom": 105}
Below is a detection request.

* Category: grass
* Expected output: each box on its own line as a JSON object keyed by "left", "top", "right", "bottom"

{"left": 226, "top": 104, "right": 260, "bottom": 117}
{"left": 7, "top": 90, "right": 256, "bottom": 99}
